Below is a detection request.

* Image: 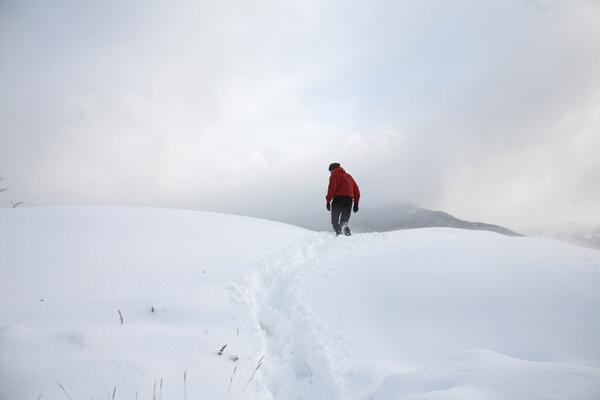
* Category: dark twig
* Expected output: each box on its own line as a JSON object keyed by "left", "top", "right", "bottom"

{"left": 118, "top": 309, "right": 124, "bottom": 324}
{"left": 218, "top": 344, "right": 227, "bottom": 356}
{"left": 523, "top": 1, "right": 550, "bottom": 11}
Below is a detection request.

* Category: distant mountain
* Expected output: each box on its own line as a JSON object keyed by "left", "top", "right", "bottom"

{"left": 527, "top": 222, "right": 600, "bottom": 250}
{"left": 289, "top": 203, "right": 522, "bottom": 236}
{"left": 566, "top": 229, "right": 600, "bottom": 250}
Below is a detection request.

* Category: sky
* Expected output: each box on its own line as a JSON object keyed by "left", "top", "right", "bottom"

{"left": 1, "top": 0, "right": 599, "bottom": 231}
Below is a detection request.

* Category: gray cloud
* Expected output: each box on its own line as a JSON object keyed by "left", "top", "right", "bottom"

{"left": 1, "top": 0, "right": 599, "bottom": 230}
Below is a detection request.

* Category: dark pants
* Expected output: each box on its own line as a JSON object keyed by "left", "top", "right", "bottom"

{"left": 331, "top": 196, "right": 353, "bottom": 234}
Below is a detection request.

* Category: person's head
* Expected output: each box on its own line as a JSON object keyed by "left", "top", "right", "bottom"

{"left": 328, "top": 162, "right": 340, "bottom": 172}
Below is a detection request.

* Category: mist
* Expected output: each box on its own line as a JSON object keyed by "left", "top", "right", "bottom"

{"left": 1, "top": 0, "right": 599, "bottom": 231}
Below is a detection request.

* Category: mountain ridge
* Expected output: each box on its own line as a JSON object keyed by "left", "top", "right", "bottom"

{"left": 287, "top": 203, "right": 522, "bottom": 236}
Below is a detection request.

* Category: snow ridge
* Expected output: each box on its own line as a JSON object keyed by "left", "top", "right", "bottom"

{"left": 372, "top": 349, "right": 600, "bottom": 400}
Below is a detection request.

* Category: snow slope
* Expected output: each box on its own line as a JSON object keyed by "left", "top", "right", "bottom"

{"left": 1, "top": 207, "right": 600, "bottom": 400}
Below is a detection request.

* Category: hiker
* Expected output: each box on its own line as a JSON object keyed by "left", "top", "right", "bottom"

{"left": 326, "top": 163, "right": 360, "bottom": 236}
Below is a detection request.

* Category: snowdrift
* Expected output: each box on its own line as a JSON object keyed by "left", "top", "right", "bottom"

{"left": 1, "top": 207, "right": 599, "bottom": 400}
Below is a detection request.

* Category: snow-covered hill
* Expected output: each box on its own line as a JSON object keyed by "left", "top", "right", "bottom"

{"left": 1, "top": 207, "right": 600, "bottom": 400}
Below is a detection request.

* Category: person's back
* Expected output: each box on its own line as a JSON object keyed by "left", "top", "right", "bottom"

{"left": 325, "top": 163, "right": 360, "bottom": 235}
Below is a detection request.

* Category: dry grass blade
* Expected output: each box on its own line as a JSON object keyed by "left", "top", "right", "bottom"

{"left": 227, "top": 365, "right": 237, "bottom": 393}
{"left": 57, "top": 383, "right": 73, "bottom": 400}
{"left": 183, "top": 370, "right": 188, "bottom": 400}
{"left": 290, "top": 351, "right": 313, "bottom": 377}
{"left": 159, "top": 378, "right": 163, "bottom": 400}
{"left": 242, "top": 355, "right": 264, "bottom": 392}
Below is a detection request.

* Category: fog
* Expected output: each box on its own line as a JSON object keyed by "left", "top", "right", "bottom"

{"left": 1, "top": 0, "right": 599, "bottom": 231}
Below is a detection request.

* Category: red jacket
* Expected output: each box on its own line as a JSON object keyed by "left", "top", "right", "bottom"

{"left": 326, "top": 167, "right": 360, "bottom": 204}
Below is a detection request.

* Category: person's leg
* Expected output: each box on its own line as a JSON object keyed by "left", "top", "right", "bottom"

{"left": 340, "top": 202, "right": 352, "bottom": 225}
{"left": 331, "top": 200, "right": 343, "bottom": 235}
{"left": 340, "top": 202, "right": 352, "bottom": 235}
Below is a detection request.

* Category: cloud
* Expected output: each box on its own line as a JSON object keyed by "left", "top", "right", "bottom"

{"left": 1, "top": 0, "right": 599, "bottom": 230}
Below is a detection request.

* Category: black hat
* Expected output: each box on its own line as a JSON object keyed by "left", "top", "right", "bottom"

{"left": 328, "top": 162, "right": 340, "bottom": 171}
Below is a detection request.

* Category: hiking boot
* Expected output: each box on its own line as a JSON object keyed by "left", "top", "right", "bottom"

{"left": 341, "top": 223, "right": 351, "bottom": 236}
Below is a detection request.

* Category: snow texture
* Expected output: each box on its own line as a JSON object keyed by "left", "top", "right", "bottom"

{"left": 1, "top": 207, "right": 599, "bottom": 400}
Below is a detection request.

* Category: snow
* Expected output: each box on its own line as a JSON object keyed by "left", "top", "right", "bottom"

{"left": 1, "top": 207, "right": 600, "bottom": 400}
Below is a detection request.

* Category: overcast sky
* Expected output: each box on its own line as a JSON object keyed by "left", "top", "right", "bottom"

{"left": 1, "top": 0, "right": 599, "bottom": 231}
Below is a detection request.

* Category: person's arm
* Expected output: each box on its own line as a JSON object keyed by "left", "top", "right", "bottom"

{"left": 326, "top": 174, "right": 337, "bottom": 205}
{"left": 352, "top": 177, "right": 360, "bottom": 212}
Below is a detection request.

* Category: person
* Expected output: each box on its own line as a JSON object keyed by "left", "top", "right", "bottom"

{"left": 325, "top": 162, "right": 360, "bottom": 236}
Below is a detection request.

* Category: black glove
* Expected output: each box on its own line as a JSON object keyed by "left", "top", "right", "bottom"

{"left": 326, "top": 203, "right": 331, "bottom": 211}
{"left": 353, "top": 203, "right": 359, "bottom": 213}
